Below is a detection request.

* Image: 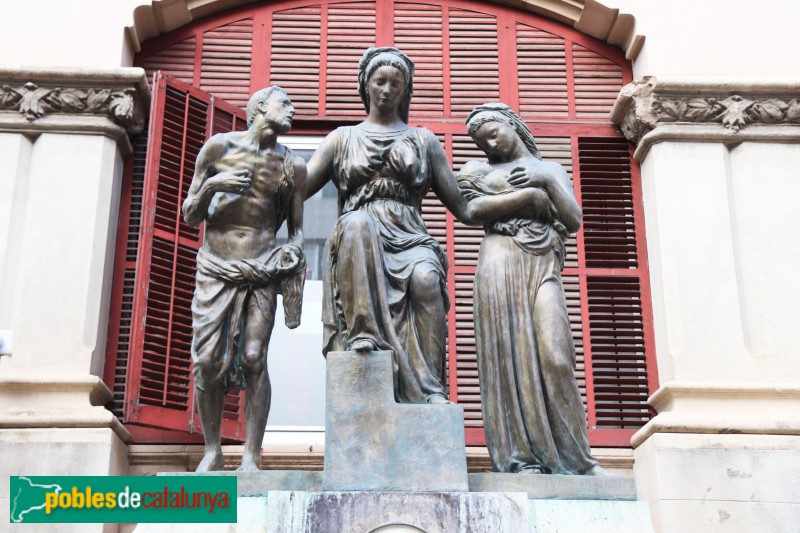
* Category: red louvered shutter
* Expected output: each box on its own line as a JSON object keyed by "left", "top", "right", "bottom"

{"left": 395, "top": 3, "right": 444, "bottom": 118}
{"left": 112, "top": 72, "right": 247, "bottom": 441}
{"left": 129, "top": 0, "right": 658, "bottom": 448}
{"left": 326, "top": 2, "right": 377, "bottom": 116}
{"left": 199, "top": 17, "right": 254, "bottom": 109}
{"left": 142, "top": 36, "right": 196, "bottom": 84}
{"left": 572, "top": 44, "right": 624, "bottom": 119}
{"left": 270, "top": 6, "right": 322, "bottom": 115}
{"left": 571, "top": 137, "right": 655, "bottom": 443}
{"left": 448, "top": 9, "right": 499, "bottom": 116}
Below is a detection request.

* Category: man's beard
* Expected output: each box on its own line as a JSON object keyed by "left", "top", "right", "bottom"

{"left": 266, "top": 117, "right": 292, "bottom": 134}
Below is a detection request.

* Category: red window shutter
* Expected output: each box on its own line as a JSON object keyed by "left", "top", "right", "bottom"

{"left": 326, "top": 2, "right": 377, "bottom": 116}
{"left": 448, "top": 9, "right": 499, "bottom": 117}
{"left": 271, "top": 6, "right": 323, "bottom": 115}
{"left": 104, "top": 134, "right": 149, "bottom": 420}
{"left": 131, "top": 0, "right": 658, "bottom": 448}
{"left": 142, "top": 36, "right": 197, "bottom": 84}
{"left": 572, "top": 43, "right": 624, "bottom": 119}
{"left": 116, "top": 72, "right": 247, "bottom": 441}
{"left": 394, "top": 3, "right": 445, "bottom": 118}
{"left": 572, "top": 137, "right": 655, "bottom": 443}
{"left": 199, "top": 18, "right": 254, "bottom": 109}
{"left": 516, "top": 23, "right": 569, "bottom": 120}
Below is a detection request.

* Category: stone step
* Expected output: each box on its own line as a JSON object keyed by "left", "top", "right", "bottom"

{"left": 322, "top": 350, "right": 468, "bottom": 492}
{"left": 469, "top": 472, "right": 638, "bottom": 501}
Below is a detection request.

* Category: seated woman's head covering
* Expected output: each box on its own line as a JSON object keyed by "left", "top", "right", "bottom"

{"left": 358, "top": 47, "right": 415, "bottom": 123}
{"left": 466, "top": 103, "right": 542, "bottom": 161}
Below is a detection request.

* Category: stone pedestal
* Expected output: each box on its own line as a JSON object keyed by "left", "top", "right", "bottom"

{"left": 322, "top": 351, "right": 468, "bottom": 492}
{"left": 612, "top": 78, "right": 800, "bottom": 533}
{"left": 469, "top": 472, "right": 637, "bottom": 500}
{"left": 269, "top": 491, "right": 529, "bottom": 532}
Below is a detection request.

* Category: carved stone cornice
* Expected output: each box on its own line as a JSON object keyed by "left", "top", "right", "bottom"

{"left": 611, "top": 77, "right": 800, "bottom": 160}
{"left": 0, "top": 67, "right": 150, "bottom": 153}
{"left": 0, "top": 83, "right": 143, "bottom": 131}
{"left": 127, "top": 0, "right": 644, "bottom": 60}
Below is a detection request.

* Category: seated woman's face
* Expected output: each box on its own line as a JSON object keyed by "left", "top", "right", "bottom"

{"left": 473, "top": 121, "right": 518, "bottom": 161}
{"left": 368, "top": 65, "right": 406, "bottom": 113}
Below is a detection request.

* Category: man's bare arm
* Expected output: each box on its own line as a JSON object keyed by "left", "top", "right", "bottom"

{"left": 287, "top": 155, "right": 308, "bottom": 247}
{"left": 182, "top": 136, "right": 252, "bottom": 227}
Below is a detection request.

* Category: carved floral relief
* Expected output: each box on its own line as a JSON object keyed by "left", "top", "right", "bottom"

{"left": 0, "top": 82, "right": 142, "bottom": 131}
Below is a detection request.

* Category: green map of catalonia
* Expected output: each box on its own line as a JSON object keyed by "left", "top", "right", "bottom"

{"left": 10, "top": 477, "right": 62, "bottom": 523}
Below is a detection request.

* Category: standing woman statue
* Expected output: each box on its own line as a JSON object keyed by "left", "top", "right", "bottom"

{"left": 305, "top": 48, "right": 541, "bottom": 404}
{"left": 458, "top": 103, "right": 608, "bottom": 475}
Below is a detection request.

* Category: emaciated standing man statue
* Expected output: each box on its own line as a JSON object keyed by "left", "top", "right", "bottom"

{"left": 182, "top": 87, "right": 307, "bottom": 472}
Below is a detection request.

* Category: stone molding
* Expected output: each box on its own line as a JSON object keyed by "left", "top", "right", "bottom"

{"left": 0, "top": 67, "right": 149, "bottom": 154}
{"left": 631, "top": 381, "right": 800, "bottom": 448}
{"left": 0, "top": 374, "right": 132, "bottom": 443}
{"left": 127, "top": 0, "right": 643, "bottom": 60}
{"left": 611, "top": 77, "right": 800, "bottom": 159}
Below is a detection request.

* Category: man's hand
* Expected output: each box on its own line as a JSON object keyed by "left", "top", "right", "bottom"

{"left": 204, "top": 169, "right": 252, "bottom": 195}
{"left": 275, "top": 244, "right": 304, "bottom": 274}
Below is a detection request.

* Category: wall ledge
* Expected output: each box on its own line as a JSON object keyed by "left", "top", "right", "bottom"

{"left": 631, "top": 381, "right": 800, "bottom": 448}
{"left": 0, "top": 374, "right": 132, "bottom": 443}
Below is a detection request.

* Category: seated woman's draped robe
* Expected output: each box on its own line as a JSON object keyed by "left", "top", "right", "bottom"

{"left": 321, "top": 125, "right": 449, "bottom": 404}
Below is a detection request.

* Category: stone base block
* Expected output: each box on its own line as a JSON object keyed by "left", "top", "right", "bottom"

{"left": 159, "top": 470, "right": 322, "bottom": 495}
{"left": 269, "top": 490, "right": 528, "bottom": 532}
{"left": 323, "top": 351, "right": 468, "bottom": 492}
{"left": 529, "top": 500, "right": 654, "bottom": 533}
{"left": 132, "top": 491, "right": 656, "bottom": 533}
{"left": 634, "top": 432, "right": 800, "bottom": 532}
{"left": 0, "top": 427, "right": 129, "bottom": 533}
{"left": 132, "top": 497, "right": 269, "bottom": 533}
{"left": 469, "top": 472, "right": 637, "bottom": 500}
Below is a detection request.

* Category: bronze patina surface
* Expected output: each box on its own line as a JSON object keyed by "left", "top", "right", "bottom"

{"left": 183, "top": 87, "right": 307, "bottom": 471}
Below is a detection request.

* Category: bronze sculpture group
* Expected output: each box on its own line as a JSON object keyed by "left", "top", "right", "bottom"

{"left": 184, "top": 47, "right": 607, "bottom": 476}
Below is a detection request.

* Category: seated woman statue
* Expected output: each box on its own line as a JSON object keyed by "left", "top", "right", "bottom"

{"left": 305, "top": 49, "right": 541, "bottom": 405}
{"left": 458, "top": 102, "right": 609, "bottom": 475}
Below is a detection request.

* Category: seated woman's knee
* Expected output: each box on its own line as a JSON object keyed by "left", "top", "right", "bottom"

{"left": 411, "top": 265, "right": 441, "bottom": 294}
{"left": 340, "top": 211, "right": 376, "bottom": 235}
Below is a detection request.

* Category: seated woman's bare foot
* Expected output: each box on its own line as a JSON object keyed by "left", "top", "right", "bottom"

{"left": 196, "top": 450, "right": 225, "bottom": 472}
{"left": 349, "top": 339, "right": 377, "bottom": 353}
{"left": 237, "top": 455, "right": 261, "bottom": 472}
{"left": 518, "top": 465, "right": 544, "bottom": 475}
{"left": 582, "top": 464, "right": 613, "bottom": 476}
{"left": 426, "top": 394, "right": 451, "bottom": 405}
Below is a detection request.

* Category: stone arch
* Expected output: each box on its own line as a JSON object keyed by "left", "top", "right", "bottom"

{"left": 126, "top": 0, "right": 643, "bottom": 59}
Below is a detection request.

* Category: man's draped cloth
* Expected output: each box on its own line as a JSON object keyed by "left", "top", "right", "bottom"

{"left": 191, "top": 244, "right": 305, "bottom": 392}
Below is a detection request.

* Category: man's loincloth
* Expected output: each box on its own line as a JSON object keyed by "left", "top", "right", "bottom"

{"left": 190, "top": 245, "right": 305, "bottom": 392}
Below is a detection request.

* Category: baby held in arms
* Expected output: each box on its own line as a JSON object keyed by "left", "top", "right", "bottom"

{"left": 457, "top": 161, "right": 559, "bottom": 224}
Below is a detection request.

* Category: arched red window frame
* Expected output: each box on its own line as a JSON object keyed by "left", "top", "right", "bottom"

{"left": 105, "top": 0, "right": 658, "bottom": 447}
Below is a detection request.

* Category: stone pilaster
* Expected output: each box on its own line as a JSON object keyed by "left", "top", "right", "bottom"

{"left": 0, "top": 69, "right": 147, "bottom": 527}
{"left": 612, "top": 78, "right": 800, "bottom": 532}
